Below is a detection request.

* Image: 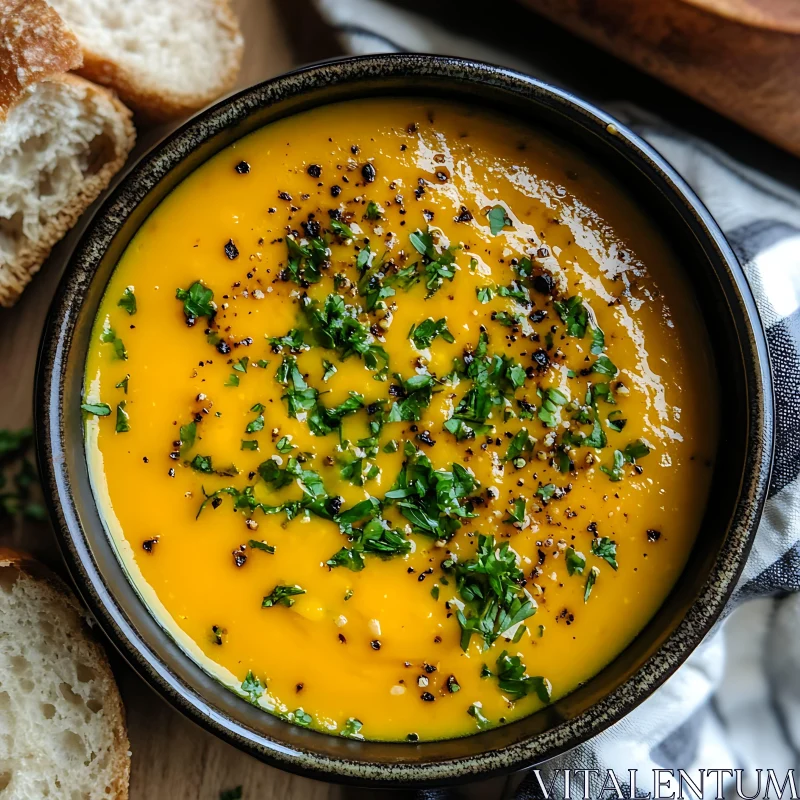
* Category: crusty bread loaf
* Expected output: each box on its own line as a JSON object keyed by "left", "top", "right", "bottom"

{"left": 0, "top": 549, "right": 130, "bottom": 799}
{"left": 0, "top": 0, "right": 135, "bottom": 307}
{"left": 47, "top": 0, "right": 244, "bottom": 121}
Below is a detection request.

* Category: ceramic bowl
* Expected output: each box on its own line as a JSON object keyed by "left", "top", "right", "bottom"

{"left": 35, "top": 54, "right": 774, "bottom": 788}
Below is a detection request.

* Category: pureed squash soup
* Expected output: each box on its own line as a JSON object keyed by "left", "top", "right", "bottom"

{"left": 84, "top": 98, "right": 717, "bottom": 742}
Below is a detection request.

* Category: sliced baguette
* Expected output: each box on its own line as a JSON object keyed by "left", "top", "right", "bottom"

{"left": 0, "top": 549, "right": 130, "bottom": 799}
{"left": 0, "top": 0, "right": 135, "bottom": 306}
{"left": 47, "top": 0, "right": 244, "bottom": 121}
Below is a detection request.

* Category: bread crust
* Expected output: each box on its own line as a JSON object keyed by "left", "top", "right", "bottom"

{"left": 0, "top": 0, "right": 82, "bottom": 119}
{"left": 73, "top": 0, "right": 244, "bottom": 122}
{"left": 0, "top": 548, "right": 131, "bottom": 800}
{"left": 0, "top": 73, "right": 135, "bottom": 307}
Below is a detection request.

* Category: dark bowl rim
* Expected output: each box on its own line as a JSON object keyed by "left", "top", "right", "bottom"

{"left": 34, "top": 52, "right": 774, "bottom": 787}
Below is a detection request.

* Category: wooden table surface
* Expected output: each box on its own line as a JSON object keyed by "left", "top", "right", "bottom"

{"left": 0, "top": 1, "right": 517, "bottom": 797}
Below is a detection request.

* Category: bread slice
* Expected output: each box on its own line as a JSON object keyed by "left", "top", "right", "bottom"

{"left": 0, "top": 0, "right": 135, "bottom": 306}
{"left": 0, "top": 550, "right": 130, "bottom": 799}
{"left": 47, "top": 0, "right": 244, "bottom": 121}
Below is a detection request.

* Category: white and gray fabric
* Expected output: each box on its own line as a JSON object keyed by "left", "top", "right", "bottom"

{"left": 315, "top": 0, "right": 800, "bottom": 794}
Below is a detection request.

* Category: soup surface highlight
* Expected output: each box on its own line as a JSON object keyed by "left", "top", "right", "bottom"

{"left": 84, "top": 98, "right": 717, "bottom": 742}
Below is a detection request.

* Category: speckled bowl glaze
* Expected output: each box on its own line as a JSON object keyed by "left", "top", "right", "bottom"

{"left": 35, "top": 54, "right": 774, "bottom": 788}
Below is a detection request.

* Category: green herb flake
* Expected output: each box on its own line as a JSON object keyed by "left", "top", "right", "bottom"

{"left": 584, "top": 565, "right": 600, "bottom": 602}
{"left": 487, "top": 204, "right": 512, "bottom": 235}
{"left": 179, "top": 421, "right": 196, "bottom": 455}
{"left": 553, "top": 295, "right": 588, "bottom": 338}
{"left": 591, "top": 326, "right": 605, "bottom": 355}
{"left": 565, "top": 547, "right": 586, "bottom": 576}
{"left": 293, "top": 708, "right": 313, "bottom": 727}
{"left": 468, "top": 703, "right": 491, "bottom": 730}
{"left": 365, "top": 201, "right": 382, "bottom": 220}
{"left": 81, "top": 402, "right": 111, "bottom": 416}
{"left": 115, "top": 402, "right": 130, "bottom": 433}
{"left": 591, "top": 354, "right": 618, "bottom": 377}
{"left": 495, "top": 650, "right": 552, "bottom": 703}
{"left": 241, "top": 440, "right": 259, "bottom": 451}
{"left": 176, "top": 281, "right": 215, "bottom": 321}
{"left": 115, "top": 375, "right": 130, "bottom": 394}
{"left": 262, "top": 584, "right": 305, "bottom": 608}
{"left": 248, "top": 539, "right": 275, "bottom": 554}
{"left": 591, "top": 537, "right": 618, "bottom": 570}
{"left": 118, "top": 287, "right": 137, "bottom": 315}
{"left": 241, "top": 671, "right": 264, "bottom": 704}
{"left": 341, "top": 718, "right": 364, "bottom": 739}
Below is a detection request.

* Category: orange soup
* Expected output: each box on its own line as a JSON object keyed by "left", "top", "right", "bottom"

{"left": 83, "top": 98, "right": 717, "bottom": 742}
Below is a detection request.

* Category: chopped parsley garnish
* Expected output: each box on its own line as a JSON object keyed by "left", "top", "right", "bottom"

{"left": 100, "top": 324, "right": 127, "bottom": 361}
{"left": 118, "top": 287, "right": 136, "bottom": 315}
{"left": 81, "top": 402, "right": 111, "bottom": 416}
{"left": 225, "top": 373, "right": 240, "bottom": 387}
{"left": 241, "top": 440, "right": 259, "bottom": 451}
{"left": 600, "top": 449, "right": 626, "bottom": 481}
{"left": 329, "top": 218, "right": 354, "bottom": 240}
{"left": 284, "top": 233, "right": 327, "bottom": 285}
{"left": 408, "top": 227, "right": 458, "bottom": 296}
{"left": 268, "top": 328, "right": 306, "bottom": 352}
{"left": 591, "top": 354, "right": 618, "bottom": 376}
{"left": 565, "top": 547, "right": 586, "bottom": 576}
{"left": 387, "top": 373, "right": 435, "bottom": 422}
{"left": 408, "top": 317, "right": 454, "bottom": 350}
{"left": 277, "top": 357, "right": 364, "bottom": 437}
{"left": 476, "top": 286, "right": 494, "bottom": 304}
{"left": 322, "top": 360, "right": 337, "bottom": 381}
{"left": 292, "top": 709, "right": 312, "bottom": 727}
{"left": 624, "top": 439, "right": 651, "bottom": 462}
{"left": 584, "top": 566, "right": 599, "bottom": 602}
{"left": 245, "top": 404, "right": 265, "bottom": 433}
{"left": 445, "top": 331, "right": 527, "bottom": 440}
{"left": 340, "top": 718, "right": 364, "bottom": 739}
{"left": 327, "top": 515, "right": 410, "bottom": 571}
{"left": 241, "top": 671, "right": 264, "bottom": 704}
{"left": 537, "top": 386, "right": 568, "bottom": 428}
{"left": 176, "top": 281, "right": 215, "bottom": 321}
{"left": 504, "top": 497, "right": 526, "bottom": 525}
{"left": 385, "top": 445, "right": 480, "bottom": 541}
{"left": 262, "top": 584, "right": 305, "bottom": 608}
{"left": 591, "top": 537, "right": 618, "bottom": 570}
{"left": 303, "top": 294, "right": 388, "bottom": 375}
{"left": 505, "top": 429, "right": 534, "bottom": 464}
{"left": 534, "top": 483, "right": 558, "bottom": 503}
{"left": 601, "top": 439, "right": 651, "bottom": 481}
{"left": 553, "top": 295, "right": 588, "bottom": 338}
{"left": 115, "top": 375, "right": 129, "bottom": 394}
{"left": 115, "top": 402, "right": 130, "bottom": 433}
{"left": 468, "top": 703, "right": 490, "bottom": 730}
{"left": 607, "top": 410, "right": 626, "bottom": 432}
{"left": 179, "top": 421, "right": 196, "bottom": 455}
{"left": 190, "top": 454, "right": 214, "bottom": 473}
{"left": 591, "top": 326, "right": 605, "bottom": 355}
{"left": 365, "top": 200, "right": 382, "bottom": 220}
{"left": 248, "top": 539, "right": 276, "bottom": 555}
{"left": 487, "top": 204, "right": 512, "bottom": 235}
{"left": 454, "top": 533, "right": 536, "bottom": 651}
{"left": 495, "top": 651, "right": 551, "bottom": 703}
{"left": 275, "top": 436, "right": 294, "bottom": 454}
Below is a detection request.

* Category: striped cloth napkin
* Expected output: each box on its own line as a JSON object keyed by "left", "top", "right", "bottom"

{"left": 314, "top": 0, "right": 800, "bottom": 794}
